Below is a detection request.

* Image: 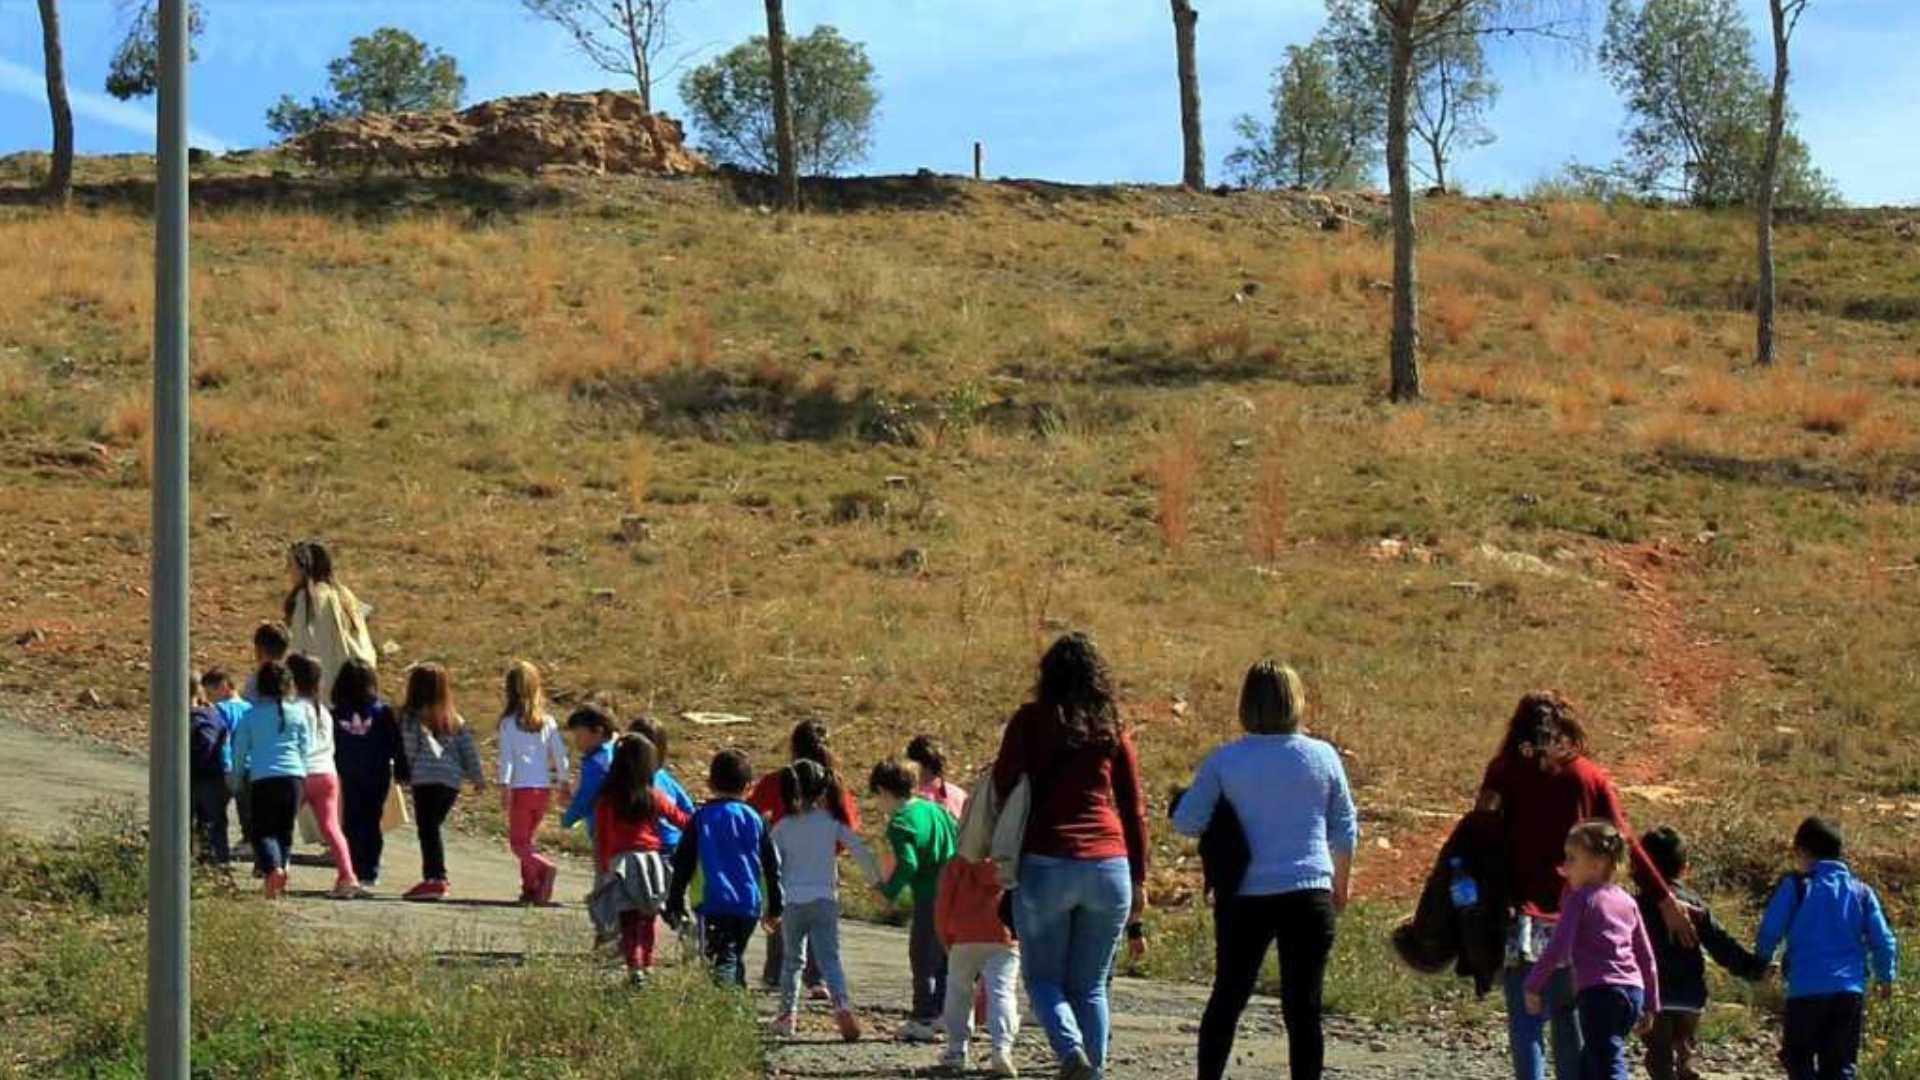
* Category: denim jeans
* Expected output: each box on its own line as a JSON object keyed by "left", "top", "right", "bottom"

{"left": 1576, "top": 986, "right": 1643, "bottom": 1080}
{"left": 780, "top": 899, "right": 851, "bottom": 1014}
{"left": 1014, "top": 854, "right": 1133, "bottom": 1076}
{"left": 1504, "top": 965, "right": 1582, "bottom": 1080}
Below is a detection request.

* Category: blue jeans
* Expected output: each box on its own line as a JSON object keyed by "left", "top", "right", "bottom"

{"left": 1504, "top": 965, "right": 1582, "bottom": 1080}
{"left": 780, "top": 899, "right": 850, "bottom": 1014}
{"left": 1014, "top": 854, "right": 1132, "bottom": 1075}
{"left": 1576, "top": 986, "right": 1643, "bottom": 1080}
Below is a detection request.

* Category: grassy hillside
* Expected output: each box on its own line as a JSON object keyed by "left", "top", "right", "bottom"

{"left": 2, "top": 163, "right": 1918, "bottom": 914}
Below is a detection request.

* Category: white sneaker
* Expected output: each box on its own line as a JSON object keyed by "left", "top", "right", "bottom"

{"left": 899, "top": 1019, "right": 942, "bottom": 1043}
{"left": 989, "top": 1048, "right": 1018, "bottom": 1076}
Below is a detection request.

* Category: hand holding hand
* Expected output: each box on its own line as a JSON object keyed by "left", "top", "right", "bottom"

{"left": 1660, "top": 896, "right": 1700, "bottom": 950}
{"left": 1634, "top": 1012, "right": 1655, "bottom": 1037}
{"left": 1877, "top": 982, "right": 1894, "bottom": 1003}
{"left": 1524, "top": 990, "right": 1546, "bottom": 1017}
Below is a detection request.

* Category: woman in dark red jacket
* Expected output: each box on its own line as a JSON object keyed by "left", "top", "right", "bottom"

{"left": 991, "top": 633, "right": 1149, "bottom": 1080}
{"left": 1477, "top": 691, "right": 1696, "bottom": 1080}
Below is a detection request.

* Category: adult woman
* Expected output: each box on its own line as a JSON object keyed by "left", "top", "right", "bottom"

{"left": 991, "top": 633, "right": 1150, "bottom": 1080}
{"left": 285, "top": 540, "right": 376, "bottom": 699}
{"left": 1172, "top": 661, "right": 1357, "bottom": 1080}
{"left": 1477, "top": 691, "right": 1695, "bottom": 1080}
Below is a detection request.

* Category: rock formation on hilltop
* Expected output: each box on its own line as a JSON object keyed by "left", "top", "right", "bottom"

{"left": 288, "top": 90, "right": 708, "bottom": 177}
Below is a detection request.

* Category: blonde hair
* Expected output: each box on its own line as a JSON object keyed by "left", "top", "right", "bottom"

{"left": 1566, "top": 820, "right": 1628, "bottom": 882}
{"left": 1239, "top": 659, "right": 1307, "bottom": 734}
{"left": 503, "top": 659, "right": 547, "bottom": 734}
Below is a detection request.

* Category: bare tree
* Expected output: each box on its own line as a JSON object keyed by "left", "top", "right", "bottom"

{"left": 1374, "top": 0, "right": 1579, "bottom": 401}
{"left": 1170, "top": 0, "right": 1205, "bottom": 188}
{"left": 1755, "top": 0, "right": 1809, "bottom": 368}
{"left": 763, "top": 0, "right": 799, "bottom": 210}
{"left": 523, "top": 0, "right": 684, "bottom": 112}
{"left": 1409, "top": 26, "right": 1497, "bottom": 192}
{"left": 36, "top": 0, "right": 74, "bottom": 205}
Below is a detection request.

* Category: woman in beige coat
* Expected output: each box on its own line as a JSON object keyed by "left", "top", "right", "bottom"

{"left": 285, "top": 541, "right": 376, "bottom": 698}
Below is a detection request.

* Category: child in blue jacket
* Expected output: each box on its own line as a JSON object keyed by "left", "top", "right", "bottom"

{"left": 560, "top": 705, "right": 618, "bottom": 838}
{"left": 665, "top": 748, "right": 783, "bottom": 987}
{"left": 1753, "top": 817, "right": 1899, "bottom": 1080}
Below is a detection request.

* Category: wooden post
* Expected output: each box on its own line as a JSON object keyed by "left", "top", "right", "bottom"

{"left": 973, "top": 141, "right": 983, "bottom": 180}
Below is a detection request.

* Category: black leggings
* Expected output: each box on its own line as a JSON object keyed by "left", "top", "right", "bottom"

{"left": 412, "top": 783, "right": 459, "bottom": 882}
{"left": 248, "top": 776, "right": 302, "bottom": 875}
{"left": 1197, "top": 889, "right": 1337, "bottom": 1080}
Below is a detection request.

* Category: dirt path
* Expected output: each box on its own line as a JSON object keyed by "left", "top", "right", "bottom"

{"left": 0, "top": 706, "right": 1782, "bottom": 1079}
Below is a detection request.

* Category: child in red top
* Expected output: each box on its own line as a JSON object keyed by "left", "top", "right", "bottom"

{"left": 934, "top": 854, "right": 1021, "bottom": 1075}
{"left": 595, "top": 733, "right": 690, "bottom": 974}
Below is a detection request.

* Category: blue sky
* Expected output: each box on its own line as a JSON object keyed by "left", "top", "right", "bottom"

{"left": 1, "top": 0, "right": 1915, "bottom": 205}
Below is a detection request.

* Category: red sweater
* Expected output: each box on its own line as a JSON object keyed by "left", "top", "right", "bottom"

{"left": 594, "top": 791, "right": 692, "bottom": 872}
{"left": 991, "top": 702, "right": 1150, "bottom": 884}
{"left": 935, "top": 858, "right": 1014, "bottom": 948}
{"left": 748, "top": 770, "right": 861, "bottom": 831}
{"left": 1479, "top": 753, "right": 1670, "bottom": 917}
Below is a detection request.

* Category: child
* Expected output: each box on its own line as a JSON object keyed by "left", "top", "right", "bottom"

{"left": 749, "top": 720, "right": 860, "bottom": 990}
{"left": 188, "top": 675, "right": 232, "bottom": 864}
{"left": 935, "top": 792, "right": 1021, "bottom": 1077}
{"left": 236, "top": 622, "right": 290, "bottom": 847}
{"left": 594, "top": 733, "right": 691, "bottom": 981}
{"left": 331, "top": 658, "right": 406, "bottom": 889}
{"left": 630, "top": 715, "right": 696, "bottom": 852}
{"left": 1524, "top": 821, "right": 1660, "bottom": 1080}
{"left": 666, "top": 748, "right": 783, "bottom": 988}
{"left": 1753, "top": 816, "right": 1899, "bottom": 1080}
{"left": 496, "top": 660, "right": 569, "bottom": 906}
{"left": 907, "top": 734, "right": 968, "bottom": 821}
{"left": 1637, "top": 826, "right": 1765, "bottom": 1080}
{"left": 870, "top": 759, "right": 960, "bottom": 1043}
{"left": 769, "top": 759, "right": 882, "bottom": 1042}
{"left": 396, "top": 662, "right": 486, "bottom": 901}
{"left": 228, "top": 661, "right": 311, "bottom": 899}
{"left": 560, "top": 705, "right": 618, "bottom": 839}
{"left": 290, "top": 653, "right": 362, "bottom": 899}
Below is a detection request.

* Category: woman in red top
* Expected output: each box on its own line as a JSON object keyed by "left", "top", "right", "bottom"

{"left": 595, "top": 733, "right": 690, "bottom": 974}
{"left": 747, "top": 719, "right": 859, "bottom": 989}
{"left": 1475, "top": 691, "right": 1695, "bottom": 1080}
{"left": 991, "top": 632, "right": 1149, "bottom": 1080}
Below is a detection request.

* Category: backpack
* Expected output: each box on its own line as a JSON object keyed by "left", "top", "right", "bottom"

{"left": 188, "top": 706, "right": 227, "bottom": 782}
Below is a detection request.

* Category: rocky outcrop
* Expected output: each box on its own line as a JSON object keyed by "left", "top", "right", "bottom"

{"left": 289, "top": 90, "right": 708, "bottom": 177}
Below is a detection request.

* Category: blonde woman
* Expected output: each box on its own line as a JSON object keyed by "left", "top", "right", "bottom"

{"left": 1171, "top": 660, "right": 1358, "bottom": 1080}
{"left": 497, "top": 660, "right": 569, "bottom": 905}
{"left": 285, "top": 541, "right": 376, "bottom": 699}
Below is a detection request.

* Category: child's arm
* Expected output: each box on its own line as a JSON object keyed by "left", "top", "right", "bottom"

{"left": 456, "top": 730, "right": 486, "bottom": 789}
{"left": 879, "top": 817, "right": 920, "bottom": 902}
{"left": 382, "top": 711, "right": 410, "bottom": 784}
{"left": 1753, "top": 876, "right": 1797, "bottom": 966}
{"left": 658, "top": 790, "right": 691, "bottom": 831}
{"left": 837, "top": 822, "right": 883, "bottom": 887}
{"left": 759, "top": 828, "right": 784, "bottom": 921}
{"left": 1630, "top": 906, "right": 1662, "bottom": 1017}
{"left": 1524, "top": 894, "right": 1583, "bottom": 998}
{"left": 1863, "top": 885, "right": 1900, "bottom": 989}
{"left": 548, "top": 725, "right": 570, "bottom": 790}
{"left": 560, "top": 751, "right": 606, "bottom": 829}
{"left": 665, "top": 811, "right": 700, "bottom": 918}
{"left": 495, "top": 720, "right": 513, "bottom": 786}
{"left": 228, "top": 718, "right": 250, "bottom": 787}
{"left": 1698, "top": 905, "right": 1767, "bottom": 981}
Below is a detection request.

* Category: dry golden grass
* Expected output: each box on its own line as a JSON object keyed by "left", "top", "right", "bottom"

{"left": 1889, "top": 358, "right": 1920, "bottom": 389}
{"left": 1425, "top": 286, "right": 1483, "bottom": 348}
{"left": 1248, "top": 426, "right": 1290, "bottom": 563}
{"left": 1147, "top": 417, "right": 1203, "bottom": 552}
{"left": 1682, "top": 370, "right": 1742, "bottom": 415}
{"left": 1799, "top": 387, "right": 1873, "bottom": 435}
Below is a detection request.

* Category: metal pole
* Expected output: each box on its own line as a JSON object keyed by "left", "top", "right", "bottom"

{"left": 973, "top": 141, "right": 983, "bottom": 181}
{"left": 147, "top": 0, "right": 191, "bottom": 1074}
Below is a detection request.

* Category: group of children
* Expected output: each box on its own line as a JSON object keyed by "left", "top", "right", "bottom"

{"left": 1520, "top": 816, "right": 1897, "bottom": 1080}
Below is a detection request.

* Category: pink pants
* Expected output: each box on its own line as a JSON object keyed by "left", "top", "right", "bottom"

{"left": 302, "top": 772, "right": 357, "bottom": 888}
{"left": 620, "top": 910, "right": 658, "bottom": 970}
{"left": 507, "top": 787, "right": 555, "bottom": 896}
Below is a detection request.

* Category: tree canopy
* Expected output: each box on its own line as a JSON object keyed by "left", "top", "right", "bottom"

{"left": 1227, "top": 38, "right": 1382, "bottom": 189}
{"left": 680, "top": 25, "right": 878, "bottom": 177}
{"left": 266, "top": 27, "right": 467, "bottom": 139}
{"left": 103, "top": 0, "right": 205, "bottom": 100}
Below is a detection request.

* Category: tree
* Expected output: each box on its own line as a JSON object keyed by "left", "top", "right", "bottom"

{"left": 1408, "top": 18, "right": 1497, "bottom": 190}
{"left": 266, "top": 27, "right": 467, "bottom": 139}
{"left": 36, "top": 0, "right": 73, "bottom": 205}
{"left": 680, "top": 25, "right": 878, "bottom": 182}
{"left": 1226, "top": 38, "right": 1381, "bottom": 189}
{"left": 521, "top": 0, "right": 684, "bottom": 112}
{"left": 1170, "top": 0, "right": 1205, "bottom": 189}
{"left": 1755, "top": 0, "right": 1810, "bottom": 367}
{"left": 104, "top": 0, "right": 204, "bottom": 101}
{"left": 1598, "top": 0, "right": 1832, "bottom": 208}
{"left": 763, "top": 0, "right": 798, "bottom": 210}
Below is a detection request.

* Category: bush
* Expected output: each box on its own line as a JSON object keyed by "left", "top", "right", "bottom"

{"left": 0, "top": 803, "right": 152, "bottom": 915}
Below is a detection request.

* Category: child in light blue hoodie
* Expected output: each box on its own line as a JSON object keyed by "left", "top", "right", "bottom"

{"left": 229, "top": 661, "right": 311, "bottom": 899}
{"left": 1753, "top": 816, "right": 1898, "bottom": 1080}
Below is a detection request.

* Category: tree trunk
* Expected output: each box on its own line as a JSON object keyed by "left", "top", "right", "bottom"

{"left": 1755, "top": 1, "right": 1790, "bottom": 368}
{"left": 1385, "top": 14, "right": 1422, "bottom": 402}
{"left": 1431, "top": 140, "right": 1446, "bottom": 195}
{"left": 37, "top": 0, "right": 74, "bottom": 206}
{"left": 1170, "top": 0, "right": 1205, "bottom": 189}
{"left": 763, "top": 0, "right": 799, "bottom": 211}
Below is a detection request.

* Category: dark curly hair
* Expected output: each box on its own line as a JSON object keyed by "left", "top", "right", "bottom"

{"left": 1499, "top": 690, "right": 1586, "bottom": 760}
{"left": 1035, "top": 632, "right": 1120, "bottom": 752}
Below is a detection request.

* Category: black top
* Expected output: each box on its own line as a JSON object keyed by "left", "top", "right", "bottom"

{"left": 1639, "top": 883, "right": 1766, "bottom": 1011}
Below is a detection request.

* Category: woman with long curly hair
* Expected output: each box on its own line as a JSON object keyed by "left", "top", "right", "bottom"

{"left": 990, "top": 632, "right": 1150, "bottom": 1080}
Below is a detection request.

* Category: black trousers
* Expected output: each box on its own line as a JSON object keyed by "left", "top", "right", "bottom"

{"left": 1197, "top": 889, "right": 1337, "bottom": 1080}
{"left": 1782, "top": 993, "right": 1864, "bottom": 1080}
{"left": 190, "top": 777, "right": 231, "bottom": 864}
{"left": 412, "top": 783, "right": 459, "bottom": 882}
{"left": 340, "top": 776, "right": 389, "bottom": 884}
{"left": 909, "top": 895, "right": 949, "bottom": 1021}
{"left": 248, "top": 776, "right": 302, "bottom": 875}
{"left": 705, "top": 914, "right": 757, "bottom": 988}
{"left": 1644, "top": 1010, "right": 1702, "bottom": 1080}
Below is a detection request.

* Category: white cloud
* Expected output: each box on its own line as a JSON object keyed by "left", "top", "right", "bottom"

{"left": 0, "top": 57, "right": 232, "bottom": 154}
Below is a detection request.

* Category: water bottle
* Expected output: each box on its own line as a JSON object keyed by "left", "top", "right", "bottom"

{"left": 1447, "top": 857, "right": 1480, "bottom": 909}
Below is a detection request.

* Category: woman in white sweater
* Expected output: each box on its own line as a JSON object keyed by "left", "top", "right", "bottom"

{"left": 285, "top": 541, "right": 376, "bottom": 699}
{"left": 497, "top": 660, "right": 570, "bottom": 905}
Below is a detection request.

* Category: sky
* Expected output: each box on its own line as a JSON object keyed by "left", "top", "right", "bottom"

{"left": 1, "top": 0, "right": 1915, "bottom": 205}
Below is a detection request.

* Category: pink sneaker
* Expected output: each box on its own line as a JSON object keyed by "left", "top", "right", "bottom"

{"left": 403, "top": 879, "right": 448, "bottom": 902}
{"left": 771, "top": 1013, "right": 798, "bottom": 1038}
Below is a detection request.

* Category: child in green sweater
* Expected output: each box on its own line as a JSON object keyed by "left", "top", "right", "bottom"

{"left": 870, "top": 759, "right": 959, "bottom": 1042}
